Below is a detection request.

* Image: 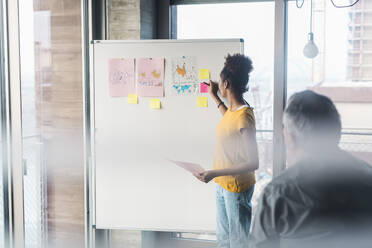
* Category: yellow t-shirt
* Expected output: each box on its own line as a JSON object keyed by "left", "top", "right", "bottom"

{"left": 213, "top": 106, "right": 256, "bottom": 193}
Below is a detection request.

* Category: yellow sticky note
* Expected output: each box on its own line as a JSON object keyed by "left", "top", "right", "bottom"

{"left": 197, "top": 96, "right": 208, "bottom": 108}
{"left": 150, "top": 99, "right": 161, "bottom": 109}
{"left": 128, "top": 94, "right": 138, "bottom": 104}
{"left": 199, "top": 69, "right": 210, "bottom": 80}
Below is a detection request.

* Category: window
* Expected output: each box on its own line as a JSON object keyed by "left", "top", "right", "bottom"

{"left": 287, "top": 0, "right": 372, "bottom": 167}
{"left": 177, "top": 2, "right": 275, "bottom": 207}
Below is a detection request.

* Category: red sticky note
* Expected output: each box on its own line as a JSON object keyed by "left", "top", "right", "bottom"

{"left": 200, "top": 83, "right": 209, "bottom": 93}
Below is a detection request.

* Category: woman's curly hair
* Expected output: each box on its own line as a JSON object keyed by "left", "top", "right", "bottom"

{"left": 220, "top": 54, "right": 253, "bottom": 96}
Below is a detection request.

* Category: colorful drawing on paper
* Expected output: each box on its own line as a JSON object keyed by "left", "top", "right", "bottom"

{"left": 171, "top": 56, "right": 199, "bottom": 95}
{"left": 137, "top": 58, "right": 165, "bottom": 97}
{"left": 108, "top": 58, "right": 135, "bottom": 97}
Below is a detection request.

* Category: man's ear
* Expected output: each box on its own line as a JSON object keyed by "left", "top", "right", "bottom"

{"left": 283, "top": 126, "right": 298, "bottom": 166}
{"left": 283, "top": 126, "right": 295, "bottom": 148}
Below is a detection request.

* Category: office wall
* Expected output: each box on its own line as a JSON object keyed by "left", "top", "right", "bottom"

{"left": 108, "top": 0, "right": 140, "bottom": 39}
{"left": 108, "top": 0, "right": 160, "bottom": 40}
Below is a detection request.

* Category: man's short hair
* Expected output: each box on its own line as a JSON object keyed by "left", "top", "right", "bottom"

{"left": 283, "top": 90, "right": 341, "bottom": 149}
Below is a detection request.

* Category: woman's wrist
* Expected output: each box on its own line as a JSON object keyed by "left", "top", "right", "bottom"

{"left": 212, "top": 94, "right": 222, "bottom": 104}
{"left": 217, "top": 102, "right": 224, "bottom": 109}
{"left": 208, "top": 170, "right": 218, "bottom": 179}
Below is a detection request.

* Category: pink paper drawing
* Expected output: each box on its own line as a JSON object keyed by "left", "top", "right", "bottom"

{"left": 168, "top": 159, "right": 205, "bottom": 175}
{"left": 137, "top": 58, "right": 165, "bottom": 97}
{"left": 200, "top": 83, "right": 209, "bottom": 93}
{"left": 108, "top": 58, "right": 135, "bottom": 97}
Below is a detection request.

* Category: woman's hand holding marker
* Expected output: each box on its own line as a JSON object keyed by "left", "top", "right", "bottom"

{"left": 204, "top": 80, "right": 226, "bottom": 112}
{"left": 207, "top": 80, "right": 219, "bottom": 97}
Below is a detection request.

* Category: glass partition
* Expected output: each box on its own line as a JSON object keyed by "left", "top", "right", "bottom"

{"left": 18, "top": 0, "right": 85, "bottom": 247}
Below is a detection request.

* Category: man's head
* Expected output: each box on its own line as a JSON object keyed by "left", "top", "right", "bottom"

{"left": 283, "top": 90, "right": 341, "bottom": 160}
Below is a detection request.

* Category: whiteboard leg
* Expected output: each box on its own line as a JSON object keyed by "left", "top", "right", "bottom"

{"left": 95, "top": 229, "right": 110, "bottom": 248}
{"left": 141, "top": 231, "right": 158, "bottom": 248}
{"left": 142, "top": 231, "right": 216, "bottom": 248}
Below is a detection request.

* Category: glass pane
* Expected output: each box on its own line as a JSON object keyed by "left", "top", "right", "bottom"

{"left": 287, "top": 0, "right": 372, "bottom": 167}
{"left": 177, "top": 2, "right": 274, "bottom": 208}
{"left": 0, "top": 1, "right": 6, "bottom": 246}
{"left": 0, "top": 55, "right": 4, "bottom": 248}
{"left": 173, "top": 3, "right": 274, "bottom": 241}
{"left": 19, "top": 0, "right": 84, "bottom": 247}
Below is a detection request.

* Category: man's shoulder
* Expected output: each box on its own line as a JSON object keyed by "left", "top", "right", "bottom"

{"left": 262, "top": 167, "right": 301, "bottom": 196}
{"left": 268, "top": 165, "right": 302, "bottom": 187}
{"left": 340, "top": 150, "right": 372, "bottom": 170}
{"left": 264, "top": 150, "right": 372, "bottom": 196}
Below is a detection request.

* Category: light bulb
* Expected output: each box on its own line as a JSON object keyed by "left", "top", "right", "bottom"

{"left": 303, "top": 32, "right": 319, "bottom": 59}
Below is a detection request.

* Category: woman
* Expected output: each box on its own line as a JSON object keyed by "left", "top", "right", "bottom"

{"left": 194, "top": 54, "right": 259, "bottom": 248}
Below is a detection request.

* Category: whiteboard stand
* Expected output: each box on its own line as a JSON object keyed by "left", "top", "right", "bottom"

{"left": 142, "top": 231, "right": 216, "bottom": 248}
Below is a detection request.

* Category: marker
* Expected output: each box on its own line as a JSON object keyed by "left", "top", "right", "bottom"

{"left": 202, "top": 82, "right": 210, "bottom": 86}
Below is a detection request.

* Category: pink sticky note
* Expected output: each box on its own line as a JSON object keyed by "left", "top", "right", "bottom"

{"left": 137, "top": 58, "right": 165, "bottom": 97}
{"left": 200, "top": 83, "right": 209, "bottom": 93}
{"left": 108, "top": 58, "right": 135, "bottom": 97}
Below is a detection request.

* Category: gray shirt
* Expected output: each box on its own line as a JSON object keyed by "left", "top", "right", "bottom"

{"left": 249, "top": 149, "right": 372, "bottom": 248}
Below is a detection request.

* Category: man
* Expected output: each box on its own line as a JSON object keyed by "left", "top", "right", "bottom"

{"left": 249, "top": 90, "right": 372, "bottom": 248}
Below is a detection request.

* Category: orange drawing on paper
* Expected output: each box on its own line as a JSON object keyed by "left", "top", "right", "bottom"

{"left": 176, "top": 64, "right": 186, "bottom": 77}
{"left": 140, "top": 72, "right": 146, "bottom": 78}
{"left": 152, "top": 70, "right": 161, "bottom": 79}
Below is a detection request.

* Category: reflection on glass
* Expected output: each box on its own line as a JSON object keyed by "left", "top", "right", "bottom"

{"left": 19, "top": 0, "right": 85, "bottom": 247}
{"left": 0, "top": 0, "right": 5, "bottom": 245}
{"left": 0, "top": 69, "right": 3, "bottom": 248}
{"left": 19, "top": 1, "right": 46, "bottom": 247}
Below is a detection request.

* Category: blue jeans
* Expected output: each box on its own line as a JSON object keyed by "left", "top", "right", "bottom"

{"left": 216, "top": 184, "right": 255, "bottom": 248}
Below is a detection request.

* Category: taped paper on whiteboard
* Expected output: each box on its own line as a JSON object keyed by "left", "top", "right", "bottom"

{"left": 137, "top": 58, "right": 165, "bottom": 97}
{"left": 108, "top": 58, "right": 135, "bottom": 97}
{"left": 170, "top": 56, "right": 199, "bottom": 95}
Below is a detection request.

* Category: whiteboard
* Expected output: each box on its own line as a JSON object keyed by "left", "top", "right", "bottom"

{"left": 91, "top": 39, "right": 244, "bottom": 232}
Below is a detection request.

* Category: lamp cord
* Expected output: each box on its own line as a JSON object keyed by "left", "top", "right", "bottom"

{"left": 295, "top": 0, "right": 362, "bottom": 33}
{"left": 296, "top": 0, "right": 361, "bottom": 9}
{"left": 310, "top": 0, "right": 313, "bottom": 33}
{"left": 296, "top": 0, "right": 305, "bottom": 8}
{"left": 330, "top": 0, "right": 361, "bottom": 8}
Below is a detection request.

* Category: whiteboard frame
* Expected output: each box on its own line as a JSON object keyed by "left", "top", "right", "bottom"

{"left": 91, "top": 38, "right": 244, "bottom": 44}
{"left": 88, "top": 39, "right": 244, "bottom": 232}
